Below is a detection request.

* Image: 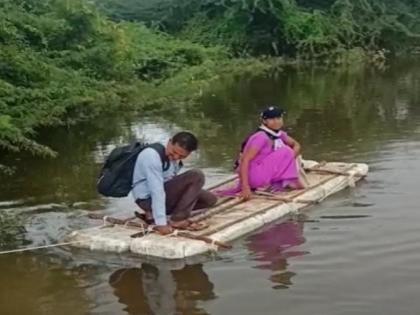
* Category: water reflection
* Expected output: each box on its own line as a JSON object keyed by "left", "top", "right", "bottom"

{"left": 0, "top": 253, "right": 89, "bottom": 315}
{"left": 247, "top": 218, "right": 307, "bottom": 289}
{"left": 109, "top": 263, "right": 215, "bottom": 315}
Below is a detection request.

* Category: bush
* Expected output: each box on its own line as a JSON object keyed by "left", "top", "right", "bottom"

{"left": 0, "top": 0, "right": 230, "bottom": 165}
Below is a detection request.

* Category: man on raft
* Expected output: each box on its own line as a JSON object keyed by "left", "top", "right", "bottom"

{"left": 132, "top": 131, "right": 217, "bottom": 235}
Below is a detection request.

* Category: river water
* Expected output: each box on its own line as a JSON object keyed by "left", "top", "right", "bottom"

{"left": 0, "top": 59, "right": 420, "bottom": 315}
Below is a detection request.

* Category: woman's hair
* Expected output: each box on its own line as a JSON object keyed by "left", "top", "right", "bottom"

{"left": 260, "top": 106, "right": 285, "bottom": 119}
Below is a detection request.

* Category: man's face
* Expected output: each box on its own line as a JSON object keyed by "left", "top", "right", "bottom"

{"left": 166, "top": 140, "right": 190, "bottom": 161}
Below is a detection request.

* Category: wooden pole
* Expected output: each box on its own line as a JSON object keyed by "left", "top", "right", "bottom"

{"left": 199, "top": 163, "right": 360, "bottom": 236}
{"left": 205, "top": 175, "right": 238, "bottom": 191}
{"left": 305, "top": 168, "right": 365, "bottom": 177}
{"left": 304, "top": 162, "right": 365, "bottom": 177}
{"left": 190, "top": 198, "right": 245, "bottom": 223}
{"left": 252, "top": 192, "right": 318, "bottom": 205}
{"left": 88, "top": 213, "right": 232, "bottom": 250}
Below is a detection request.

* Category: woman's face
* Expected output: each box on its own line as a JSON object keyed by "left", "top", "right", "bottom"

{"left": 263, "top": 116, "right": 283, "bottom": 130}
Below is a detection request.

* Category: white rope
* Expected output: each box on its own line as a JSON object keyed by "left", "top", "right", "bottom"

{"left": 103, "top": 215, "right": 109, "bottom": 225}
{"left": 0, "top": 240, "right": 83, "bottom": 255}
{"left": 139, "top": 224, "right": 154, "bottom": 236}
{"left": 209, "top": 238, "right": 218, "bottom": 252}
{"left": 348, "top": 173, "right": 356, "bottom": 188}
{"left": 139, "top": 223, "right": 146, "bottom": 235}
{"left": 100, "top": 215, "right": 114, "bottom": 229}
{"left": 168, "top": 229, "right": 179, "bottom": 237}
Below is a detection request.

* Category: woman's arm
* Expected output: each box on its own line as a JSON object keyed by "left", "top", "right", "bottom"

{"left": 284, "top": 135, "right": 301, "bottom": 157}
{"left": 239, "top": 147, "right": 259, "bottom": 200}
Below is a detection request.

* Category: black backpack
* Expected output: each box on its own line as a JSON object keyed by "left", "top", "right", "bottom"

{"left": 97, "top": 142, "right": 170, "bottom": 197}
{"left": 233, "top": 128, "right": 281, "bottom": 170}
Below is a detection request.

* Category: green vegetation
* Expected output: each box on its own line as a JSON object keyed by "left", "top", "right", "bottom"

{"left": 0, "top": 0, "right": 258, "bottom": 167}
{"left": 1, "top": 0, "right": 420, "bottom": 170}
{"left": 97, "top": 0, "right": 420, "bottom": 57}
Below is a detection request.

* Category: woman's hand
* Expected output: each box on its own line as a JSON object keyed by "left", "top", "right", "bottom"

{"left": 240, "top": 185, "right": 253, "bottom": 201}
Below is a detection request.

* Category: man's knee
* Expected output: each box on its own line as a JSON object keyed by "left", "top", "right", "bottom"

{"left": 206, "top": 192, "right": 217, "bottom": 207}
{"left": 197, "top": 190, "right": 218, "bottom": 209}
{"left": 185, "top": 169, "right": 205, "bottom": 186}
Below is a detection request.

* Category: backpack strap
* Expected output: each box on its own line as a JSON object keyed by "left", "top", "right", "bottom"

{"left": 148, "top": 143, "right": 183, "bottom": 170}
{"left": 131, "top": 143, "right": 169, "bottom": 189}
{"left": 147, "top": 143, "right": 170, "bottom": 171}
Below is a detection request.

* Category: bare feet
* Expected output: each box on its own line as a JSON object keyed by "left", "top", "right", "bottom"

{"left": 287, "top": 179, "right": 307, "bottom": 190}
{"left": 153, "top": 225, "right": 174, "bottom": 235}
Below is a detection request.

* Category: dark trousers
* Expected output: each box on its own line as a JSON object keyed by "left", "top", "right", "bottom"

{"left": 136, "top": 169, "right": 217, "bottom": 222}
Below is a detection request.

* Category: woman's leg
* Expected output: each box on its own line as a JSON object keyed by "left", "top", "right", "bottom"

{"left": 248, "top": 147, "right": 299, "bottom": 189}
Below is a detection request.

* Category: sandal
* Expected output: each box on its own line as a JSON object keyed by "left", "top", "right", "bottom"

{"left": 134, "top": 211, "right": 154, "bottom": 225}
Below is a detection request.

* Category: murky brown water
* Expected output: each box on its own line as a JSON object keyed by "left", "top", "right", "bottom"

{"left": 1, "top": 58, "right": 420, "bottom": 315}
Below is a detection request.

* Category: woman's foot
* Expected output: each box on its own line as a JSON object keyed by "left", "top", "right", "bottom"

{"left": 286, "top": 179, "right": 307, "bottom": 190}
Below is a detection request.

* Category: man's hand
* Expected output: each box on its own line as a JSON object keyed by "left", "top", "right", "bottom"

{"left": 153, "top": 225, "right": 174, "bottom": 235}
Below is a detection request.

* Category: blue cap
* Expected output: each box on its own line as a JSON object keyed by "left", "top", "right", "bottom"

{"left": 260, "top": 106, "right": 285, "bottom": 119}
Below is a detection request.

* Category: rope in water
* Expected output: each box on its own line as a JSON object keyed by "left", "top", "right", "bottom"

{"left": 0, "top": 240, "right": 83, "bottom": 255}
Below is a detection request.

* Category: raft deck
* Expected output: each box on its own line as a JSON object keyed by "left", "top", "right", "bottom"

{"left": 66, "top": 160, "right": 368, "bottom": 259}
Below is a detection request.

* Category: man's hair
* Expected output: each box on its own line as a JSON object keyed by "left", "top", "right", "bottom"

{"left": 172, "top": 131, "right": 198, "bottom": 152}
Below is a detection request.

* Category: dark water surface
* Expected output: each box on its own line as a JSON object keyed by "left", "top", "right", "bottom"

{"left": 1, "top": 59, "right": 420, "bottom": 315}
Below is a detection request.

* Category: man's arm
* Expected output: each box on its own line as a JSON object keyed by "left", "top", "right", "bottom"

{"left": 136, "top": 149, "right": 168, "bottom": 226}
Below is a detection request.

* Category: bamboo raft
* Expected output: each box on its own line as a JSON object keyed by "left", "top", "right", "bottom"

{"left": 66, "top": 160, "right": 368, "bottom": 259}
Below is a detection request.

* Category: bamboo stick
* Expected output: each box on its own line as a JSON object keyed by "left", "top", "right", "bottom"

{"left": 88, "top": 213, "right": 232, "bottom": 249}
{"left": 88, "top": 213, "right": 147, "bottom": 228}
{"left": 190, "top": 198, "right": 245, "bottom": 223}
{"left": 200, "top": 163, "right": 360, "bottom": 236}
{"left": 252, "top": 192, "right": 318, "bottom": 205}
{"left": 205, "top": 175, "right": 238, "bottom": 191}
{"left": 305, "top": 167, "right": 365, "bottom": 177}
